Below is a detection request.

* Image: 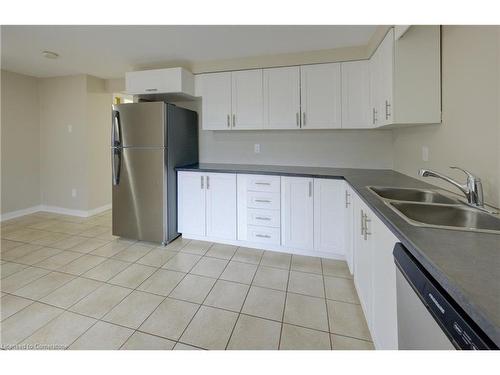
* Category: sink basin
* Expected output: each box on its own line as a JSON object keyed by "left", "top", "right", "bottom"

{"left": 369, "top": 186, "right": 459, "bottom": 204}
{"left": 389, "top": 202, "right": 500, "bottom": 233}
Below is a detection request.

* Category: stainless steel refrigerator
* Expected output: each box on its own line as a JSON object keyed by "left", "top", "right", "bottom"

{"left": 111, "top": 102, "right": 198, "bottom": 244}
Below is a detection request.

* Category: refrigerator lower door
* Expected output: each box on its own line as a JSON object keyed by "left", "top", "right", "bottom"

{"left": 112, "top": 147, "right": 166, "bottom": 243}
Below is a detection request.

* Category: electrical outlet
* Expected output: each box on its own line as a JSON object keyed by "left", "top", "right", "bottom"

{"left": 422, "top": 146, "right": 429, "bottom": 162}
{"left": 68, "top": 125, "right": 73, "bottom": 133}
{"left": 254, "top": 144, "right": 261, "bottom": 154}
{"left": 71, "top": 188, "right": 77, "bottom": 198}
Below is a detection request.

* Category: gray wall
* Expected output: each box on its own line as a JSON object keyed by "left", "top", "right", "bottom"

{"left": 1, "top": 70, "right": 41, "bottom": 214}
{"left": 392, "top": 26, "right": 500, "bottom": 207}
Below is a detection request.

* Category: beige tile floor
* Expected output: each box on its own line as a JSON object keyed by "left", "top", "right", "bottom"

{"left": 0, "top": 210, "right": 373, "bottom": 350}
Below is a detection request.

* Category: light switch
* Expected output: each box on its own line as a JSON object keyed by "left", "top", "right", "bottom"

{"left": 254, "top": 144, "right": 261, "bottom": 154}
{"left": 68, "top": 125, "right": 73, "bottom": 133}
{"left": 422, "top": 146, "right": 429, "bottom": 162}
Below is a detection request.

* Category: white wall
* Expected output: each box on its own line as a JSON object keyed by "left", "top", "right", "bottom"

{"left": 173, "top": 100, "right": 394, "bottom": 169}
{"left": 392, "top": 26, "right": 500, "bottom": 207}
{"left": 1, "top": 70, "right": 41, "bottom": 214}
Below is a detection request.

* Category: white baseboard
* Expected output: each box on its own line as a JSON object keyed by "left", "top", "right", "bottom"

{"left": 0, "top": 205, "right": 44, "bottom": 222}
{"left": 182, "top": 233, "right": 346, "bottom": 261}
{"left": 1, "top": 203, "right": 112, "bottom": 222}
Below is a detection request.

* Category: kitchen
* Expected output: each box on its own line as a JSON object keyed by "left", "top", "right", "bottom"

{"left": 0, "top": 7, "right": 499, "bottom": 373}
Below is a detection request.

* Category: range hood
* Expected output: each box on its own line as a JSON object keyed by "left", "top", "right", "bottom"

{"left": 125, "top": 67, "right": 196, "bottom": 101}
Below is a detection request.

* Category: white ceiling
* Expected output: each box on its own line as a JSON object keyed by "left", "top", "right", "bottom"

{"left": 1, "top": 25, "right": 377, "bottom": 79}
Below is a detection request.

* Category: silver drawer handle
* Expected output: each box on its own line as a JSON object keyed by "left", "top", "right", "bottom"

{"left": 255, "top": 217, "right": 271, "bottom": 221}
{"left": 254, "top": 182, "right": 271, "bottom": 186}
{"left": 256, "top": 234, "right": 271, "bottom": 239}
{"left": 255, "top": 199, "right": 271, "bottom": 203}
{"left": 145, "top": 88, "right": 158, "bottom": 92}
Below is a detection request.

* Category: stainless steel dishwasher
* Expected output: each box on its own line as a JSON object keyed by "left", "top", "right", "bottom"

{"left": 393, "top": 243, "right": 497, "bottom": 350}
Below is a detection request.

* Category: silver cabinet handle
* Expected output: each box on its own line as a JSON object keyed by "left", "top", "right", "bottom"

{"left": 255, "top": 199, "right": 271, "bottom": 203}
{"left": 145, "top": 88, "right": 158, "bottom": 92}
{"left": 255, "top": 216, "right": 271, "bottom": 221}
{"left": 255, "top": 182, "right": 271, "bottom": 186}
{"left": 232, "top": 114, "right": 236, "bottom": 127}
{"left": 206, "top": 175, "right": 210, "bottom": 189}
{"left": 296, "top": 112, "right": 299, "bottom": 127}
{"left": 256, "top": 234, "right": 271, "bottom": 239}
{"left": 201, "top": 176, "right": 204, "bottom": 189}
{"left": 302, "top": 112, "right": 306, "bottom": 127}
{"left": 372, "top": 108, "right": 378, "bottom": 125}
{"left": 227, "top": 114, "right": 230, "bottom": 128}
{"left": 345, "top": 190, "right": 351, "bottom": 208}
{"left": 364, "top": 214, "right": 371, "bottom": 240}
{"left": 360, "top": 209, "right": 365, "bottom": 236}
{"left": 308, "top": 181, "right": 312, "bottom": 197}
{"left": 385, "top": 100, "right": 391, "bottom": 120}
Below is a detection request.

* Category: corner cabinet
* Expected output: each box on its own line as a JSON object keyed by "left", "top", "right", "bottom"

{"left": 178, "top": 171, "right": 237, "bottom": 240}
{"left": 341, "top": 60, "right": 371, "bottom": 129}
{"left": 370, "top": 26, "right": 441, "bottom": 127}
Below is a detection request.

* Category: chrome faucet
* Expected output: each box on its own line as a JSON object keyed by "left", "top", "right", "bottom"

{"left": 419, "top": 166, "right": 484, "bottom": 207}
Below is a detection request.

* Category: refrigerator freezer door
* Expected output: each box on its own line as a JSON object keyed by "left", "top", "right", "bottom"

{"left": 112, "top": 148, "right": 166, "bottom": 243}
{"left": 112, "top": 102, "right": 166, "bottom": 147}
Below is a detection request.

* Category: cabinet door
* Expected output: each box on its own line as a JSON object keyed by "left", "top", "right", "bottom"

{"left": 206, "top": 173, "right": 237, "bottom": 240}
{"left": 369, "top": 48, "right": 381, "bottom": 128}
{"left": 353, "top": 197, "right": 373, "bottom": 330}
{"left": 377, "top": 28, "right": 394, "bottom": 126}
{"left": 371, "top": 215, "right": 398, "bottom": 349}
{"left": 281, "top": 177, "right": 314, "bottom": 250}
{"left": 178, "top": 172, "right": 206, "bottom": 236}
{"left": 300, "top": 63, "right": 341, "bottom": 129}
{"left": 200, "top": 72, "right": 232, "bottom": 130}
{"left": 263, "top": 67, "right": 301, "bottom": 129}
{"left": 313, "top": 178, "right": 345, "bottom": 254}
{"left": 344, "top": 183, "right": 354, "bottom": 274}
{"left": 231, "top": 69, "right": 264, "bottom": 129}
{"left": 341, "top": 60, "right": 371, "bottom": 129}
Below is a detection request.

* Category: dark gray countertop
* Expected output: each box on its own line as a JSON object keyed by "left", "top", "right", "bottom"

{"left": 177, "top": 163, "right": 500, "bottom": 346}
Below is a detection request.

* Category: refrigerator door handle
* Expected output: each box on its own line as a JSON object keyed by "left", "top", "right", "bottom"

{"left": 112, "top": 148, "right": 121, "bottom": 186}
{"left": 112, "top": 110, "right": 122, "bottom": 147}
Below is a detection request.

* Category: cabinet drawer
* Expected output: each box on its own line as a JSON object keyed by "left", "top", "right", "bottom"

{"left": 246, "top": 175, "right": 280, "bottom": 193}
{"left": 247, "top": 208, "right": 280, "bottom": 228}
{"left": 247, "top": 225, "right": 280, "bottom": 245}
{"left": 247, "top": 191, "right": 280, "bottom": 210}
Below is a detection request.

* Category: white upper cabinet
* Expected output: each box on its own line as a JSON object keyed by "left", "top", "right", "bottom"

{"left": 263, "top": 67, "right": 301, "bottom": 129}
{"left": 313, "top": 178, "right": 345, "bottom": 255}
{"left": 369, "top": 26, "right": 441, "bottom": 127}
{"left": 281, "top": 176, "right": 314, "bottom": 250}
{"left": 199, "top": 72, "right": 232, "bottom": 130}
{"left": 126, "top": 67, "right": 195, "bottom": 97}
{"left": 342, "top": 60, "right": 371, "bottom": 129}
{"left": 376, "top": 28, "right": 394, "bottom": 127}
{"left": 231, "top": 70, "right": 264, "bottom": 130}
{"left": 300, "top": 63, "right": 342, "bottom": 129}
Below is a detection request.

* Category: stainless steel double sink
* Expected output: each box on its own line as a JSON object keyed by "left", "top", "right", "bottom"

{"left": 368, "top": 186, "right": 500, "bottom": 234}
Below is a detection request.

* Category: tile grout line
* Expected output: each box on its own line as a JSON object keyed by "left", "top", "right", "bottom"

{"left": 321, "top": 258, "right": 334, "bottom": 350}
{"left": 277, "top": 255, "right": 292, "bottom": 350}
{"left": 224, "top": 248, "right": 265, "bottom": 350}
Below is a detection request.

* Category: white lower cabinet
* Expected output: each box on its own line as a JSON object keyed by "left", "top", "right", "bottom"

{"left": 351, "top": 188, "right": 399, "bottom": 349}
{"left": 178, "top": 171, "right": 206, "bottom": 236}
{"left": 281, "top": 176, "right": 314, "bottom": 251}
{"left": 179, "top": 171, "right": 400, "bottom": 350}
{"left": 313, "top": 178, "right": 345, "bottom": 256}
{"left": 343, "top": 182, "right": 354, "bottom": 274}
{"left": 178, "top": 171, "right": 236, "bottom": 240}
